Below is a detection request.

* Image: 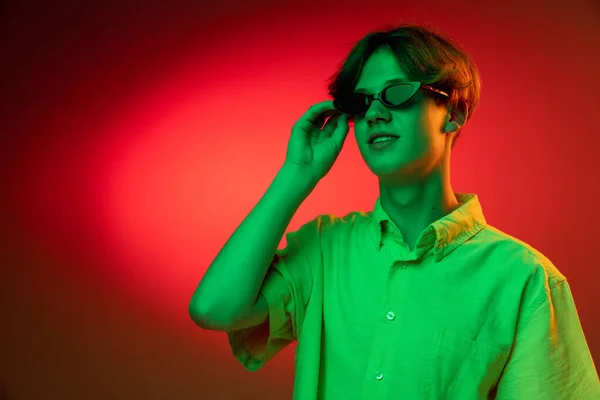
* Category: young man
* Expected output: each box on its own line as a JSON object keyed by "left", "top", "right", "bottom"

{"left": 189, "top": 24, "right": 600, "bottom": 399}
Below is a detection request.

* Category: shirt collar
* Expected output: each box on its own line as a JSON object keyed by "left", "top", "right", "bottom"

{"left": 370, "top": 192, "right": 487, "bottom": 261}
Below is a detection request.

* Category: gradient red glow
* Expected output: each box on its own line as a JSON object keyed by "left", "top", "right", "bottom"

{"left": 3, "top": 1, "right": 599, "bottom": 398}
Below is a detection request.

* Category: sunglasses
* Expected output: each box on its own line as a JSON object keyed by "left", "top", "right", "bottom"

{"left": 333, "top": 81, "right": 449, "bottom": 116}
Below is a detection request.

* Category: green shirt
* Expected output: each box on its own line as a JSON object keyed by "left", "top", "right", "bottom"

{"left": 227, "top": 192, "right": 600, "bottom": 399}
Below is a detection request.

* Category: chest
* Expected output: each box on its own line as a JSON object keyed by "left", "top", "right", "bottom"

{"left": 318, "top": 255, "right": 511, "bottom": 398}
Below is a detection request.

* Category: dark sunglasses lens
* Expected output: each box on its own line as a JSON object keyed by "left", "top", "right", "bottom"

{"left": 335, "top": 95, "right": 367, "bottom": 115}
{"left": 337, "top": 84, "right": 415, "bottom": 115}
{"left": 384, "top": 84, "right": 414, "bottom": 105}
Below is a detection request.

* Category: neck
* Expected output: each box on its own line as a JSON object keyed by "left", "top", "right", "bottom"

{"left": 378, "top": 164, "right": 459, "bottom": 249}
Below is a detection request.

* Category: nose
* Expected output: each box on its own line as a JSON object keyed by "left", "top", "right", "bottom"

{"left": 365, "top": 97, "right": 391, "bottom": 123}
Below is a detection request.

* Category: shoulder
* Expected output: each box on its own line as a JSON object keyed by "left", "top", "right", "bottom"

{"left": 477, "top": 224, "right": 567, "bottom": 287}
{"left": 295, "top": 209, "right": 374, "bottom": 236}
{"left": 475, "top": 224, "right": 570, "bottom": 331}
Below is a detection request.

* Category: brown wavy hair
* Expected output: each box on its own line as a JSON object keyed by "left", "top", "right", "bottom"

{"left": 326, "top": 23, "right": 481, "bottom": 149}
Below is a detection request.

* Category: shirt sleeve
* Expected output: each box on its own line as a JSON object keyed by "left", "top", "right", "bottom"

{"left": 226, "top": 217, "right": 322, "bottom": 372}
{"left": 495, "top": 280, "right": 600, "bottom": 399}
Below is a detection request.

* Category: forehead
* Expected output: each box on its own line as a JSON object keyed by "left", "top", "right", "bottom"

{"left": 354, "top": 46, "right": 409, "bottom": 92}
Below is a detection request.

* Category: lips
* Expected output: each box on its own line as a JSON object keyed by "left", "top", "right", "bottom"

{"left": 368, "top": 132, "right": 400, "bottom": 144}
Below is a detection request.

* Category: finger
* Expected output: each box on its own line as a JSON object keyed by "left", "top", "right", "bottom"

{"left": 294, "top": 101, "right": 340, "bottom": 136}
{"left": 311, "top": 115, "right": 339, "bottom": 144}
{"left": 330, "top": 114, "right": 350, "bottom": 145}
{"left": 320, "top": 114, "right": 340, "bottom": 136}
{"left": 311, "top": 111, "right": 341, "bottom": 133}
{"left": 303, "top": 101, "right": 339, "bottom": 125}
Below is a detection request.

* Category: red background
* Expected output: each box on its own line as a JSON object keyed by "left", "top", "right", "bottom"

{"left": 2, "top": 0, "right": 599, "bottom": 398}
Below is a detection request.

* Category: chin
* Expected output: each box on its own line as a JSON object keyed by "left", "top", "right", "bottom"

{"left": 369, "top": 163, "right": 409, "bottom": 179}
{"left": 367, "top": 156, "right": 409, "bottom": 170}
{"left": 369, "top": 159, "right": 426, "bottom": 182}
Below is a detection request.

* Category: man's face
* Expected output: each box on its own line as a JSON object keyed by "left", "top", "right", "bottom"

{"left": 352, "top": 46, "right": 453, "bottom": 184}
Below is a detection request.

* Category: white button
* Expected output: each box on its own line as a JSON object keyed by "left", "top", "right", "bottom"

{"left": 386, "top": 311, "right": 395, "bottom": 320}
{"left": 375, "top": 370, "right": 384, "bottom": 380}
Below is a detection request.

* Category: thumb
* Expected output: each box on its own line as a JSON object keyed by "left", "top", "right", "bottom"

{"left": 331, "top": 113, "right": 350, "bottom": 146}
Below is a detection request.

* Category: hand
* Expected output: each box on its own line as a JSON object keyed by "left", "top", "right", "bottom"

{"left": 284, "top": 100, "right": 350, "bottom": 187}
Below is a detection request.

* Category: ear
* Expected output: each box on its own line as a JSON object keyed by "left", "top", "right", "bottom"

{"left": 445, "top": 99, "right": 468, "bottom": 134}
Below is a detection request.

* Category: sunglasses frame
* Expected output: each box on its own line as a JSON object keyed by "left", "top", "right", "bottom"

{"left": 334, "top": 81, "right": 449, "bottom": 116}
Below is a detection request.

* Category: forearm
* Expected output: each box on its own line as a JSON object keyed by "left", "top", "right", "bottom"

{"left": 189, "top": 164, "right": 314, "bottom": 326}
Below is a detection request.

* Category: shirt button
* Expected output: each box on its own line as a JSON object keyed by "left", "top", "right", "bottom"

{"left": 386, "top": 311, "right": 395, "bottom": 320}
{"left": 401, "top": 264, "right": 407, "bottom": 269}
{"left": 375, "top": 370, "right": 384, "bottom": 380}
